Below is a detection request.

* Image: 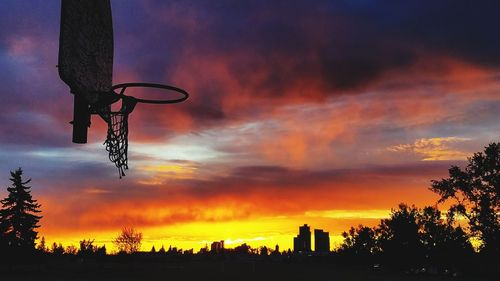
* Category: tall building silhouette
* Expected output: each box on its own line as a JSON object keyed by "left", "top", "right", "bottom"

{"left": 314, "top": 229, "right": 330, "bottom": 253}
{"left": 293, "top": 224, "right": 311, "bottom": 252}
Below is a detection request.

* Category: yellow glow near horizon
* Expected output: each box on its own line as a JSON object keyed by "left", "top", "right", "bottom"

{"left": 137, "top": 164, "right": 197, "bottom": 184}
{"left": 305, "top": 209, "right": 391, "bottom": 219}
{"left": 38, "top": 210, "right": 388, "bottom": 253}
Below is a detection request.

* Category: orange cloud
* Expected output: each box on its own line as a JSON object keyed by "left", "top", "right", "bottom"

{"left": 37, "top": 162, "right": 444, "bottom": 240}
{"left": 388, "top": 137, "right": 471, "bottom": 160}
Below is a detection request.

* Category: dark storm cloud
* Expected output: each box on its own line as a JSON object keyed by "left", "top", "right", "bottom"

{"left": 172, "top": 161, "right": 455, "bottom": 200}
{"left": 374, "top": 0, "right": 500, "bottom": 66}
{"left": 1, "top": 0, "right": 498, "bottom": 136}
{"left": 184, "top": 0, "right": 500, "bottom": 67}
{"left": 107, "top": 0, "right": 500, "bottom": 125}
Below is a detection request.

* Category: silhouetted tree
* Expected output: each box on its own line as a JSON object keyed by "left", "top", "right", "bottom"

{"left": 51, "top": 242, "right": 65, "bottom": 255}
{"left": 0, "top": 168, "right": 42, "bottom": 250}
{"left": 151, "top": 245, "right": 156, "bottom": 253}
{"left": 260, "top": 246, "right": 269, "bottom": 256}
{"left": 340, "top": 225, "right": 378, "bottom": 263}
{"left": 36, "top": 236, "right": 47, "bottom": 252}
{"left": 78, "top": 239, "right": 105, "bottom": 256}
{"left": 79, "top": 239, "right": 95, "bottom": 255}
{"left": 65, "top": 245, "right": 78, "bottom": 255}
{"left": 233, "top": 243, "right": 251, "bottom": 255}
{"left": 430, "top": 142, "right": 499, "bottom": 255}
{"left": 158, "top": 245, "right": 165, "bottom": 254}
{"left": 97, "top": 244, "right": 106, "bottom": 256}
{"left": 0, "top": 213, "right": 6, "bottom": 251}
{"left": 417, "top": 206, "right": 473, "bottom": 266}
{"left": 339, "top": 205, "right": 475, "bottom": 268}
{"left": 113, "top": 227, "right": 142, "bottom": 254}
{"left": 377, "top": 204, "right": 423, "bottom": 267}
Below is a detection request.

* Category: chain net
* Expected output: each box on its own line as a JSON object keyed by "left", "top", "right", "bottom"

{"left": 104, "top": 112, "right": 129, "bottom": 178}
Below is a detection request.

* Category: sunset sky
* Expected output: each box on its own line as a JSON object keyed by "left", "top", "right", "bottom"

{"left": 0, "top": 0, "right": 499, "bottom": 252}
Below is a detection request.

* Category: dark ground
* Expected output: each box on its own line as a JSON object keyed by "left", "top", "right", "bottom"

{"left": 0, "top": 259, "right": 496, "bottom": 281}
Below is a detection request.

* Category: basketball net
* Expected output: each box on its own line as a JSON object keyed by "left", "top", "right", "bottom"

{"left": 105, "top": 112, "right": 129, "bottom": 178}
{"left": 102, "top": 96, "right": 136, "bottom": 178}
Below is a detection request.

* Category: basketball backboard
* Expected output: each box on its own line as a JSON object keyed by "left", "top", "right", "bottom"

{"left": 58, "top": 0, "right": 113, "bottom": 143}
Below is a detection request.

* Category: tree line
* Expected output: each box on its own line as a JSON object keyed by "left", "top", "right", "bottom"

{"left": 0, "top": 168, "right": 142, "bottom": 257}
{"left": 338, "top": 142, "right": 499, "bottom": 272}
{"left": 338, "top": 204, "right": 473, "bottom": 268}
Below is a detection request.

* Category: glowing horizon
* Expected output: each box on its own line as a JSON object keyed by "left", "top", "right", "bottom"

{"left": 38, "top": 209, "right": 391, "bottom": 253}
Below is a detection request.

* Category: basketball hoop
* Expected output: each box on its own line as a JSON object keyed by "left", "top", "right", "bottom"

{"left": 58, "top": 1, "right": 189, "bottom": 178}
{"left": 102, "top": 83, "right": 189, "bottom": 178}
{"left": 112, "top": 83, "right": 189, "bottom": 104}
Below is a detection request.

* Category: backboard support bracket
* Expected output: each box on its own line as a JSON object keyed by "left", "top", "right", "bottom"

{"left": 71, "top": 91, "right": 91, "bottom": 144}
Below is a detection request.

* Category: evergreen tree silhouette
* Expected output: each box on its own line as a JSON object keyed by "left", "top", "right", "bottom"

{"left": 0, "top": 168, "right": 42, "bottom": 250}
{"left": 158, "top": 245, "right": 165, "bottom": 253}
{"left": 36, "top": 236, "right": 47, "bottom": 252}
